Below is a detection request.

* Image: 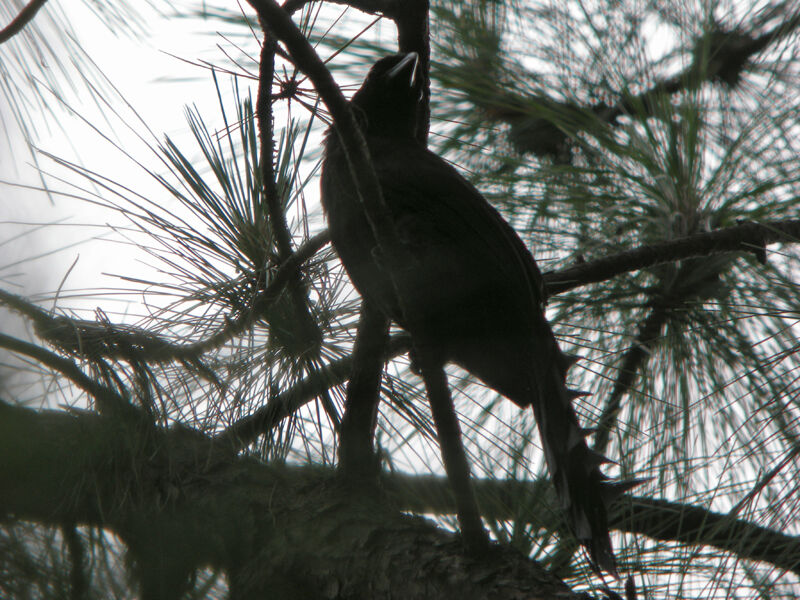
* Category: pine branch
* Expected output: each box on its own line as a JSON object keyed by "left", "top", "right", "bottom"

{"left": 255, "top": 26, "right": 338, "bottom": 426}
{"left": 543, "top": 218, "right": 800, "bottom": 296}
{"left": 388, "top": 473, "right": 800, "bottom": 576}
{"left": 217, "top": 334, "right": 412, "bottom": 449}
{"left": 255, "top": 28, "right": 322, "bottom": 352}
{"left": 592, "top": 302, "right": 671, "bottom": 455}
{"left": 0, "top": 0, "right": 48, "bottom": 44}
{"left": 468, "top": 11, "right": 800, "bottom": 159}
{"left": 0, "top": 333, "right": 130, "bottom": 417}
{"left": 0, "top": 400, "right": 577, "bottom": 598}
{"left": 249, "top": 0, "right": 418, "bottom": 339}
{"left": 283, "top": 0, "right": 402, "bottom": 17}
{"left": 0, "top": 232, "right": 329, "bottom": 365}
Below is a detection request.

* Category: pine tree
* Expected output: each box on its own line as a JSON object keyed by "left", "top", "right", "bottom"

{"left": 1, "top": 0, "right": 799, "bottom": 597}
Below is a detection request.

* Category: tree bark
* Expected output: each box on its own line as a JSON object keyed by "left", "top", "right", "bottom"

{"left": 0, "top": 399, "right": 580, "bottom": 599}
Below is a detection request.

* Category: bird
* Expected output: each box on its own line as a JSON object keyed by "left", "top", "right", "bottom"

{"left": 321, "top": 52, "right": 628, "bottom": 574}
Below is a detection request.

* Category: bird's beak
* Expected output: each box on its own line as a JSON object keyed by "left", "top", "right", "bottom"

{"left": 387, "top": 52, "right": 419, "bottom": 87}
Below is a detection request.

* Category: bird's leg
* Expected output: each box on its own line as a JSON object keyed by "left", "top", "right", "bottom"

{"left": 339, "top": 301, "right": 390, "bottom": 482}
{"left": 417, "top": 348, "right": 489, "bottom": 554}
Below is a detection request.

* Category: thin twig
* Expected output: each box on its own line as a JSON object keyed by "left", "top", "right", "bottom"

{"left": 0, "top": 333, "right": 130, "bottom": 416}
{"left": 217, "top": 334, "right": 411, "bottom": 449}
{"left": 283, "top": 0, "right": 400, "bottom": 17}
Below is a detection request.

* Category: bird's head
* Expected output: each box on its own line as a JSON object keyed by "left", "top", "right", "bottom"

{"left": 350, "top": 53, "right": 423, "bottom": 138}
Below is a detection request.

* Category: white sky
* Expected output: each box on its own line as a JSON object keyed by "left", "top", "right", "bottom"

{"left": 1, "top": 2, "right": 258, "bottom": 303}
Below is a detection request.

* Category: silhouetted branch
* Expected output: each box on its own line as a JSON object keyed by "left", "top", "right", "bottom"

{"left": 62, "top": 525, "right": 88, "bottom": 600}
{"left": 0, "top": 0, "right": 48, "bottom": 44}
{"left": 591, "top": 305, "right": 670, "bottom": 455}
{"left": 388, "top": 473, "right": 800, "bottom": 576}
{"left": 0, "top": 400, "right": 575, "bottom": 598}
{"left": 465, "top": 12, "right": 800, "bottom": 159}
{"left": 283, "top": 0, "right": 401, "bottom": 17}
{"left": 248, "top": 0, "right": 417, "bottom": 330}
{"left": 256, "top": 28, "right": 323, "bottom": 351}
{"left": 217, "top": 334, "right": 412, "bottom": 449}
{"left": 0, "top": 333, "right": 128, "bottom": 416}
{"left": 0, "top": 232, "right": 330, "bottom": 365}
{"left": 544, "top": 218, "right": 800, "bottom": 296}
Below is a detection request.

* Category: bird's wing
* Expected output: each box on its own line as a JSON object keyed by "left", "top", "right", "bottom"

{"left": 369, "top": 140, "right": 546, "bottom": 314}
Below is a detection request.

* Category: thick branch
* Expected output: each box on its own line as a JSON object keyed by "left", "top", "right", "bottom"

{"left": 387, "top": 473, "right": 800, "bottom": 576}
{"left": 0, "top": 399, "right": 577, "bottom": 598}
{"left": 543, "top": 218, "right": 800, "bottom": 296}
{"left": 4, "top": 396, "right": 796, "bottom": 586}
{"left": 0, "top": 0, "right": 48, "bottom": 44}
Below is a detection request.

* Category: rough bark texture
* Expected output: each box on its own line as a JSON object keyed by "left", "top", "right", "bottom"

{"left": 0, "top": 399, "right": 582, "bottom": 599}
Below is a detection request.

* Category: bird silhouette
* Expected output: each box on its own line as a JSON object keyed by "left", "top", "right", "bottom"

{"left": 321, "top": 52, "right": 628, "bottom": 573}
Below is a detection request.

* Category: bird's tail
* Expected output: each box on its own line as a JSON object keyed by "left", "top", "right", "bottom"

{"left": 528, "top": 335, "right": 636, "bottom": 575}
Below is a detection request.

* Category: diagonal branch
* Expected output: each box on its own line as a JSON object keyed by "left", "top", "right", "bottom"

{"left": 0, "top": 232, "right": 330, "bottom": 365}
{"left": 543, "top": 218, "right": 800, "bottom": 297}
{"left": 472, "top": 12, "right": 800, "bottom": 159}
{"left": 0, "top": 333, "right": 134, "bottom": 419}
{"left": 217, "top": 334, "right": 412, "bottom": 449}
{"left": 0, "top": 0, "right": 48, "bottom": 44}
{"left": 591, "top": 303, "right": 670, "bottom": 455}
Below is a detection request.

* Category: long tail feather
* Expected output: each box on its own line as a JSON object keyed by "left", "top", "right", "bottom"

{"left": 529, "top": 340, "right": 637, "bottom": 575}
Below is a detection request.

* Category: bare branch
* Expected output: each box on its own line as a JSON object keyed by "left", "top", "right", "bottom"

{"left": 0, "top": 0, "right": 48, "bottom": 44}
{"left": 544, "top": 218, "right": 800, "bottom": 297}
